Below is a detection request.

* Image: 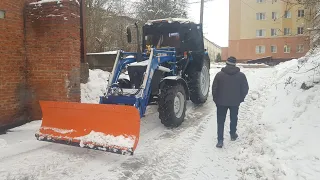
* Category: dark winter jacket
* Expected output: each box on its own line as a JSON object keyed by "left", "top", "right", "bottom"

{"left": 211, "top": 65, "right": 249, "bottom": 106}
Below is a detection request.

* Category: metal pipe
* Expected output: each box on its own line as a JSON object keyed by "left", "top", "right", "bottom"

{"left": 108, "top": 50, "right": 121, "bottom": 87}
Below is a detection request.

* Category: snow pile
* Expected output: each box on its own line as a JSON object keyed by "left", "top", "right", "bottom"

{"left": 76, "top": 131, "right": 136, "bottom": 149}
{"left": 237, "top": 49, "right": 320, "bottom": 179}
{"left": 40, "top": 127, "right": 76, "bottom": 134}
{"left": 81, "top": 69, "right": 110, "bottom": 103}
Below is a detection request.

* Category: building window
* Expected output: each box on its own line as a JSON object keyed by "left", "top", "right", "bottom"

{"left": 271, "top": 28, "right": 278, "bottom": 36}
{"left": 271, "top": 45, "right": 277, "bottom": 53}
{"left": 284, "top": 11, "right": 291, "bottom": 18}
{"left": 297, "top": 44, "right": 304, "bottom": 53}
{"left": 256, "top": 29, "right": 266, "bottom": 37}
{"left": 256, "top": 13, "right": 266, "bottom": 20}
{"left": 298, "top": 10, "right": 304, "bottom": 17}
{"left": 256, "top": 45, "right": 265, "bottom": 54}
{"left": 297, "top": 27, "right": 304, "bottom": 35}
{"left": 0, "top": 10, "right": 5, "bottom": 19}
{"left": 256, "top": 0, "right": 265, "bottom": 3}
{"left": 272, "top": 12, "right": 278, "bottom": 20}
{"left": 284, "top": 45, "right": 291, "bottom": 53}
{"left": 284, "top": 28, "right": 291, "bottom": 35}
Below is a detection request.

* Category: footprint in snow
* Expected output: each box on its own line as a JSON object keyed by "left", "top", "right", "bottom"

{"left": 251, "top": 91, "right": 260, "bottom": 100}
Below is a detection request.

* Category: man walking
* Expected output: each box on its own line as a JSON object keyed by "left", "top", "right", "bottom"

{"left": 211, "top": 56, "right": 249, "bottom": 148}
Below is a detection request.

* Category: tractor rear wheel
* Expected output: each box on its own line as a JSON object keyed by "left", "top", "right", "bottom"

{"left": 158, "top": 83, "right": 187, "bottom": 127}
{"left": 188, "top": 58, "right": 210, "bottom": 104}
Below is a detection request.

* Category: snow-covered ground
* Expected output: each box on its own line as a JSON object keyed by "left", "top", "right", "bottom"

{"left": 1, "top": 50, "right": 320, "bottom": 180}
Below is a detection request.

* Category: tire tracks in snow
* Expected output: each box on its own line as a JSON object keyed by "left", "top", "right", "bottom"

{"left": 0, "top": 140, "right": 113, "bottom": 180}
{"left": 109, "top": 101, "right": 215, "bottom": 180}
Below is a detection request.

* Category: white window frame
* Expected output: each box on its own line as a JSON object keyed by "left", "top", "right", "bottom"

{"left": 298, "top": 9, "right": 304, "bottom": 17}
{"left": 284, "top": 45, "right": 291, "bottom": 53}
{"left": 271, "top": 28, "right": 278, "bottom": 36}
{"left": 284, "top": 28, "right": 291, "bottom": 35}
{"left": 256, "top": 29, "right": 266, "bottom": 37}
{"left": 271, "top": 45, "right": 277, "bottom": 53}
{"left": 297, "top": 27, "right": 304, "bottom": 35}
{"left": 297, "top": 44, "right": 304, "bottom": 53}
{"left": 272, "top": 12, "right": 278, "bottom": 20}
{"left": 284, "top": 11, "right": 291, "bottom": 18}
{"left": 256, "top": 12, "right": 266, "bottom": 20}
{"left": 0, "top": 10, "right": 5, "bottom": 19}
{"left": 256, "top": 45, "right": 266, "bottom": 54}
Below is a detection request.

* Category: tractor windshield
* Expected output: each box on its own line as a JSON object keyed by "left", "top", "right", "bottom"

{"left": 145, "top": 32, "right": 180, "bottom": 49}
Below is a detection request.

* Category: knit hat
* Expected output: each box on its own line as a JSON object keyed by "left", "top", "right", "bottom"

{"left": 226, "top": 56, "right": 236, "bottom": 66}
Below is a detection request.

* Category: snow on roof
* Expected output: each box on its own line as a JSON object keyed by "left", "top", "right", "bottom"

{"left": 29, "top": 0, "right": 79, "bottom": 5}
{"left": 145, "top": 18, "right": 197, "bottom": 25}
{"left": 29, "top": 0, "right": 61, "bottom": 5}
{"left": 86, "top": 51, "right": 118, "bottom": 55}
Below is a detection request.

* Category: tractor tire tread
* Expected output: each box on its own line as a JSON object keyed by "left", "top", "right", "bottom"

{"left": 188, "top": 58, "right": 210, "bottom": 104}
{"left": 158, "top": 83, "right": 186, "bottom": 128}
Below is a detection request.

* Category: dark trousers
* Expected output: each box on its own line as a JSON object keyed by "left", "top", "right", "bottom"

{"left": 216, "top": 105, "right": 239, "bottom": 141}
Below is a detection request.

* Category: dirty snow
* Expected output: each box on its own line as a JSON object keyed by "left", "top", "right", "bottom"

{"left": 1, "top": 50, "right": 320, "bottom": 180}
{"left": 76, "top": 131, "right": 136, "bottom": 149}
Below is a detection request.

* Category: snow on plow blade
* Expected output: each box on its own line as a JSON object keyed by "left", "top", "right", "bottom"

{"left": 35, "top": 101, "right": 140, "bottom": 155}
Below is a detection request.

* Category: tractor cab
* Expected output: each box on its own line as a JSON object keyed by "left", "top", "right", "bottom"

{"left": 124, "top": 18, "right": 208, "bottom": 101}
{"left": 142, "top": 18, "right": 204, "bottom": 57}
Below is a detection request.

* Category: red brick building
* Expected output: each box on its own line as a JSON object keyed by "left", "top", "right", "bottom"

{"left": 0, "top": 0, "right": 86, "bottom": 131}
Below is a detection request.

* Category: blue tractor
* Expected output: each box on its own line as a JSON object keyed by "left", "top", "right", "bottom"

{"left": 35, "top": 18, "right": 211, "bottom": 155}
{"left": 102, "top": 18, "right": 211, "bottom": 126}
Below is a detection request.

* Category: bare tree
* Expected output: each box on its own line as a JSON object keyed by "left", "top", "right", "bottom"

{"left": 133, "top": 0, "right": 189, "bottom": 23}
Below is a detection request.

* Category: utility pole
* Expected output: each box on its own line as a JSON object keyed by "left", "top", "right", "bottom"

{"left": 200, "top": 0, "right": 204, "bottom": 25}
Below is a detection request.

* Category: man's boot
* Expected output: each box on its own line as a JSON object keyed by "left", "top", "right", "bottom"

{"left": 230, "top": 133, "right": 238, "bottom": 141}
{"left": 216, "top": 140, "right": 223, "bottom": 148}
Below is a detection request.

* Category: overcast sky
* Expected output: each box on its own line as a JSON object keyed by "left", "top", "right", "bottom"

{"left": 127, "top": 0, "right": 229, "bottom": 47}
{"left": 188, "top": 0, "right": 229, "bottom": 47}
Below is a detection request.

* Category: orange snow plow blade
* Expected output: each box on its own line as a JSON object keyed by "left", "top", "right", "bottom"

{"left": 35, "top": 101, "right": 140, "bottom": 155}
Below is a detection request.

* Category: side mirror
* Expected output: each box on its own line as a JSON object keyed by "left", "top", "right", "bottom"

{"left": 126, "top": 27, "right": 132, "bottom": 43}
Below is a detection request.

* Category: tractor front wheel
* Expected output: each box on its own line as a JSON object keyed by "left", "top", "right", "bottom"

{"left": 188, "top": 59, "right": 210, "bottom": 104}
{"left": 158, "top": 83, "right": 187, "bottom": 127}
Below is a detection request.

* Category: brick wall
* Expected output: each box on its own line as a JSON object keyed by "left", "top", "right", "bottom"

{"left": 0, "top": 0, "right": 82, "bottom": 129}
{"left": 0, "top": 0, "right": 28, "bottom": 128}
{"left": 25, "top": 0, "right": 81, "bottom": 120}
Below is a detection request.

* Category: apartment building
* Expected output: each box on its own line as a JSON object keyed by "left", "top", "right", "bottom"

{"left": 203, "top": 37, "right": 221, "bottom": 62}
{"left": 227, "top": 0, "right": 311, "bottom": 62}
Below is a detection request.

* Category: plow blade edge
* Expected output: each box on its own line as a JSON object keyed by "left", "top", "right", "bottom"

{"left": 35, "top": 101, "right": 140, "bottom": 155}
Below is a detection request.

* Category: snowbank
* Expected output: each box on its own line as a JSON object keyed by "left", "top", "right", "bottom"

{"left": 237, "top": 49, "right": 320, "bottom": 179}
{"left": 81, "top": 69, "right": 110, "bottom": 103}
